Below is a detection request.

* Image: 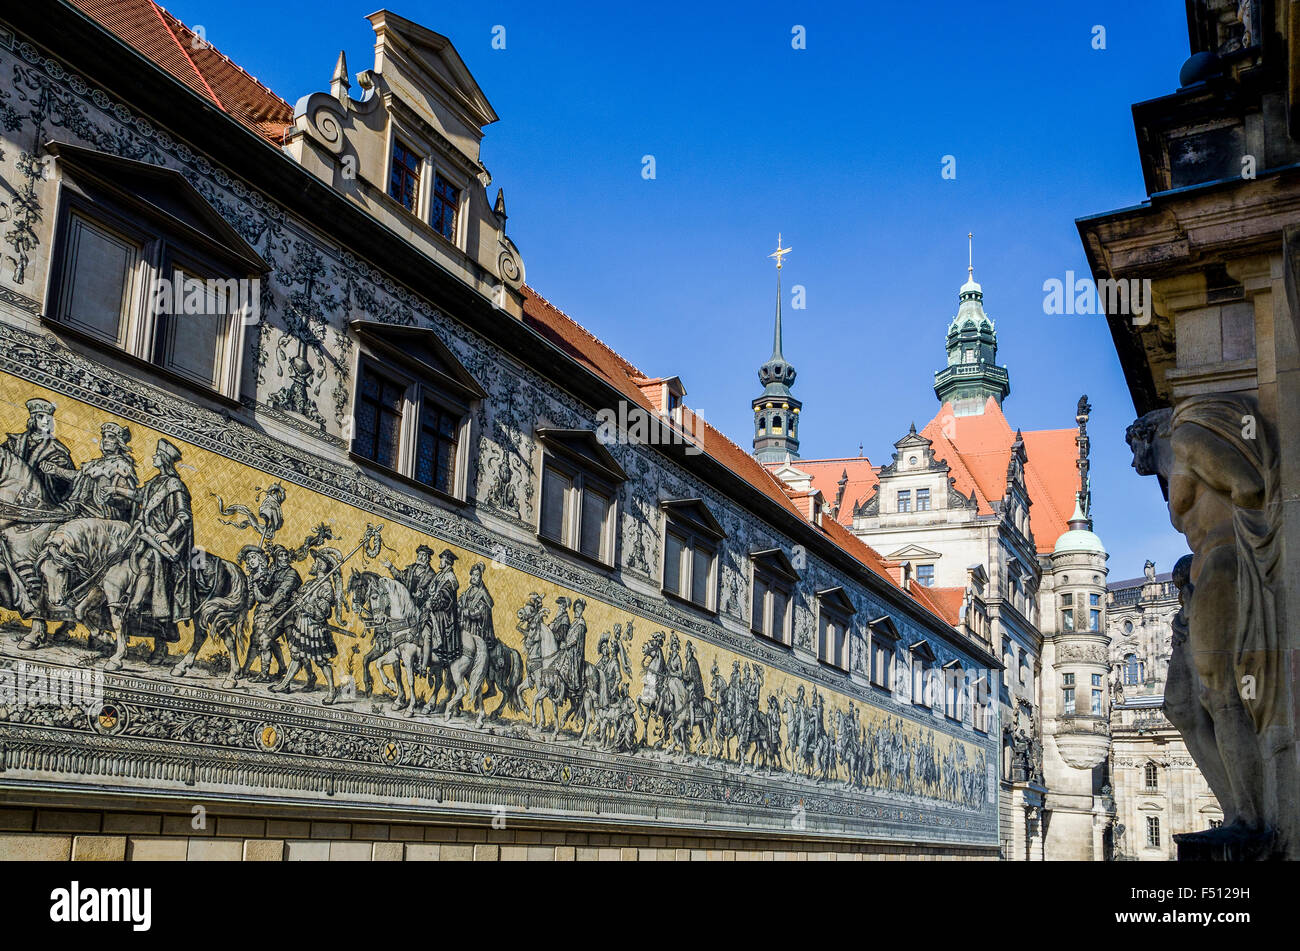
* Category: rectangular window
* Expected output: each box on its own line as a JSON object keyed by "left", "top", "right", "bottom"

{"left": 662, "top": 516, "right": 717, "bottom": 611}
{"left": 1063, "top": 687, "right": 1075, "bottom": 715}
{"left": 1061, "top": 609, "right": 1075, "bottom": 632}
{"left": 389, "top": 141, "right": 421, "bottom": 212}
{"left": 354, "top": 366, "right": 405, "bottom": 470}
{"left": 916, "top": 488, "right": 931, "bottom": 511}
{"left": 819, "top": 611, "right": 849, "bottom": 670}
{"left": 352, "top": 358, "right": 468, "bottom": 499}
{"left": 49, "top": 193, "right": 252, "bottom": 401}
{"left": 56, "top": 212, "right": 140, "bottom": 346}
{"left": 540, "top": 459, "right": 614, "bottom": 565}
{"left": 916, "top": 564, "right": 935, "bottom": 586}
{"left": 431, "top": 173, "right": 460, "bottom": 242}
{"left": 1146, "top": 816, "right": 1161, "bottom": 848}
{"left": 1091, "top": 688, "right": 1103, "bottom": 715}
{"left": 1089, "top": 609, "right": 1101, "bottom": 631}
{"left": 415, "top": 396, "right": 459, "bottom": 494}
{"left": 873, "top": 643, "right": 894, "bottom": 688}
{"left": 897, "top": 490, "right": 911, "bottom": 513}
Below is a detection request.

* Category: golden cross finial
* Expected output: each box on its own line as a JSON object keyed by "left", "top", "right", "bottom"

{"left": 769, "top": 233, "right": 792, "bottom": 270}
{"left": 967, "top": 232, "right": 974, "bottom": 280}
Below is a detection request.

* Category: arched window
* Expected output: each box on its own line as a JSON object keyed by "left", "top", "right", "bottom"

{"left": 1144, "top": 762, "right": 1159, "bottom": 791}
{"left": 1124, "top": 653, "right": 1144, "bottom": 686}
{"left": 757, "top": 416, "right": 766, "bottom": 433}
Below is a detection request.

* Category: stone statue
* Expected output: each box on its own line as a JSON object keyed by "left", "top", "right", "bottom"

{"left": 1126, "top": 394, "right": 1287, "bottom": 849}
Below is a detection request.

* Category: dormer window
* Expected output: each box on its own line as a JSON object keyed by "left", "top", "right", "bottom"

{"left": 389, "top": 140, "right": 422, "bottom": 213}
{"left": 816, "top": 587, "right": 855, "bottom": 671}
{"left": 661, "top": 500, "right": 725, "bottom": 611}
{"left": 751, "top": 548, "right": 799, "bottom": 646}
{"left": 537, "top": 429, "right": 627, "bottom": 566}
{"left": 431, "top": 172, "right": 460, "bottom": 242}
{"left": 44, "top": 144, "right": 267, "bottom": 402}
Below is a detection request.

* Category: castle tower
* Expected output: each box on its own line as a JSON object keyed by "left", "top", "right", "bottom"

{"left": 933, "top": 235, "right": 1011, "bottom": 416}
{"left": 752, "top": 235, "right": 801, "bottom": 463}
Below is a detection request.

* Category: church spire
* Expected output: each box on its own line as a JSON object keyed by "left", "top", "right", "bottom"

{"left": 934, "top": 232, "right": 1010, "bottom": 416}
{"left": 753, "top": 234, "right": 801, "bottom": 464}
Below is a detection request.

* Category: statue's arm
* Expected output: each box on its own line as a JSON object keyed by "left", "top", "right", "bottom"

{"left": 1174, "top": 425, "right": 1266, "bottom": 508}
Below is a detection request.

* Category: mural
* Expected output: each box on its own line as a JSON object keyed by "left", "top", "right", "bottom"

{"left": 0, "top": 382, "right": 991, "bottom": 836}
{"left": 0, "top": 22, "right": 994, "bottom": 843}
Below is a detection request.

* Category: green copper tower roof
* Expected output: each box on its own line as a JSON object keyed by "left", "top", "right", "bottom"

{"left": 753, "top": 235, "right": 801, "bottom": 463}
{"left": 934, "top": 235, "right": 1010, "bottom": 415}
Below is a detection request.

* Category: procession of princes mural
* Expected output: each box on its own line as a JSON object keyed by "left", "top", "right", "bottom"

{"left": 0, "top": 394, "right": 987, "bottom": 811}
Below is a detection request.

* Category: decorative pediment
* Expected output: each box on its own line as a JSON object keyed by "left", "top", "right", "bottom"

{"left": 816, "top": 586, "right": 856, "bottom": 615}
{"left": 868, "top": 615, "right": 902, "bottom": 641}
{"left": 537, "top": 429, "right": 627, "bottom": 483}
{"left": 886, "top": 544, "right": 942, "bottom": 562}
{"left": 47, "top": 141, "right": 268, "bottom": 274}
{"left": 660, "top": 498, "right": 725, "bottom": 539}
{"left": 368, "top": 10, "right": 499, "bottom": 132}
{"left": 750, "top": 547, "right": 800, "bottom": 581}
{"left": 908, "top": 640, "right": 937, "bottom": 662}
{"left": 351, "top": 320, "right": 488, "bottom": 402}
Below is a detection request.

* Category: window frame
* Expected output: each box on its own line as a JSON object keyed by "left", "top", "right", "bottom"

{"left": 908, "top": 640, "right": 937, "bottom": 706}
{"left": 815, "top": 587, "right": 855, "bottom": 671}
{"left": 44, "top": 154, "right": 262, "bottom": 403}
{"left": 387, "top": 138, "right": 424, "bottom": 215}
{"left": 915, "top": 487, "right": 931, "bottom": 512}
{"left": 750, "top": 549, "right": 798, "bottom": 646}
{"left": 868, "top": 616, "right": 901, "bottom": 690}
{"left": 661, "top": 500, "right": 724, "bottom": 613}
{"left": 539, "top": 453, "right": 617, "bottom": 566}
{"left": 897, "top": 489, "right": 912, "bottom": 513}
{"left": 350, "top": 352, "right": 473, "bottom": 501}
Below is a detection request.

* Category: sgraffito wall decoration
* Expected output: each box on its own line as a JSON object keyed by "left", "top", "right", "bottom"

{"left": 0, "top": 20, "right": 997, "bottom": 846}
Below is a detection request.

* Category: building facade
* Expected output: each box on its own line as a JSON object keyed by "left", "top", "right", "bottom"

{"left": 1106, "top": 564, "right": 1223, "bottom": 860}
{"left": 0, "top": 1, "right": 1002, "bottom": 861}
{"left": 1078, "top": 0, "right": 1299, "bottom": 858}
{"left": 769, "top": 264, "right": 1118, "bottom": 859}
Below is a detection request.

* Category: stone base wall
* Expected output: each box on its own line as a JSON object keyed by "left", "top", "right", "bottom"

{"left": 0, "top": 804, "right": 996, "bottom": 862}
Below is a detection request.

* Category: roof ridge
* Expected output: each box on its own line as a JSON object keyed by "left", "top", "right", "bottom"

{"left": 150, "top": 0, "right": 221, "bottom": 109}
{"left": 522, "top": 284, "right": 646, "bottom": 382}
{"left": 155, "top": 2, "right": 293, "bottom": 111}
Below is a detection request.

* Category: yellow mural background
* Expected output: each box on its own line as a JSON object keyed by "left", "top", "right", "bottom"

{"left": 0, "top": 378, "right": 988, "bottom": 805}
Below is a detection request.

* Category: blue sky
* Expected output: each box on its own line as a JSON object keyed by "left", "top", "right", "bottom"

{"left": 164, "top": 0, "right": 1192, "bottom": 582}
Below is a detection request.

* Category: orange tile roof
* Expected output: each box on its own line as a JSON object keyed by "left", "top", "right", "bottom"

{"left": 768, "top": 457, "right": 879, "bottom": 525}
{"left": 67, "top": 0, "right": 293, "bottom": 144}
{"left": 910, "top": 585, "right": 966, "bottom": 628}
{"left": 919, "top": 397, "right": 1080, "bottom": 554}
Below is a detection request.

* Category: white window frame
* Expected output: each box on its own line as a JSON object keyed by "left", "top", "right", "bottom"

{"left": 539, "top": 454, "right": 616, "bottom": 566}
{"left": 662, "top": 513, "right": 719, "bottom": 612}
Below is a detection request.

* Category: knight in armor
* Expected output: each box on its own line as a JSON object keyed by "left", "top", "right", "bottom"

{"left": 424, "top": 549, "right": 460, "bottom": 669}
{"left": 274, "top": 547, "right": 341, "bottom": 702}
{"left": 62, "top": 422, "right": 138, "bottom": 521}
{"left": 3, "top": 398, "right": 76, "bottom": 505}
{"left": 122, "top": 439, "right": 194, "bottom": 662}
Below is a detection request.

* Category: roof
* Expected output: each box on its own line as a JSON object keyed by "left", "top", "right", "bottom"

{"left": 1108, "top": 571, "right": 1173, "bottom": 591}
{"left": 765, "top": 457, "right": 879, "bottom": 526}
{"left": 67, "top": 0, "right": 294, "bottom": 144}
{"left": 909, "top": 584, "right": 965, "bottom": 628}
{"left": 919, "top": 397, "right": 1080, "bottom": 554}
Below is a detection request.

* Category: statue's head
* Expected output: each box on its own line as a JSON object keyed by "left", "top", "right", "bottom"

{"left": 1172, "top": 553, "right": 1194, "bottom": 592}
{"left": 1125, "top": 409, "right": 1173, "bottom": 477}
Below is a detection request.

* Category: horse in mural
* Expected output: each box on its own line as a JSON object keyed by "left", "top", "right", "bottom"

{"left": 710, "top": 666, "right": 738, "bottom": 760}
{"left": 169, "top": 552, "right": 250, "bottom": 689}
{"left": 517, "top": 595, "right": 597, "bottom": 740}
{"left": 348, "top": 569, "right": 422, "bottom": 717}
{"left": 480, "top": 637, "right": 527, "bottom": 720}
{"left": 425, "top": 614, "right": 489, "bottom": 729}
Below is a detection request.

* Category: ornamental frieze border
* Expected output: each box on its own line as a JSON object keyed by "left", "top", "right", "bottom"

{"left": 0, "top": 660, "right": 994, "bottom": 844}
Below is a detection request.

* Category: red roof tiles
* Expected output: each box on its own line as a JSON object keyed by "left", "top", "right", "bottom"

{"left": 67, "top": 0, "right": 293, "bottom": 144}
{"left": 920, "top": 397, "right": 1080, "bottom": 554}
{"left": 766, "top": 457, "right": 879, "bottom": 525}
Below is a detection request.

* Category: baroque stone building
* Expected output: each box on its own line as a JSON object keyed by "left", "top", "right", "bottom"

{"left": 1079, "top": 0, "right": 1299, "bottom": 858}
{"left": 1106, "top": 564, "right": 1223, "bottom": 860}
{"left": 769, "top": 263, "right": 1117, "bottom": 859}
{"left": 0, "top": 1, "right": 1002, "bottom": 861}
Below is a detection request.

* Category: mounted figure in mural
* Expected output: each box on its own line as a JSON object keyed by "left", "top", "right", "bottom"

{"left": 532, "top": 596, "right": 599, "bottom": 741}
{"left": 418, "top": 549, "right": 464, "bottom": 715}
{"left": 428, "top": 555, "right": 488, "bottom": 726}
{"left": 373, "top": 545, "right": 434, "bottom": 698}
{"left": 348, "top": 567, "right": 422, "bottom": 716}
